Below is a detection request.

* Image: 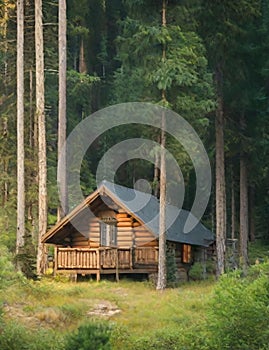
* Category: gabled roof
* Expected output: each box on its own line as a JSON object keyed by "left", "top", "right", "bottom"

{"left": 42, "top": 180, "right": 214, "bottom": 247}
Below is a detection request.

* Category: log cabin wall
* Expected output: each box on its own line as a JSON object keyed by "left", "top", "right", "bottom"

{"left": 71, "top": 231, "right": 89, "bottom": 247}
{"left": 88, "top": 217, "right": 101, "bottom": 247}
{"left": 64, "top": 206, "right": 157, "bottom": 250}
{"left": 133, "top": 220, "right": 157, "bottom": 247}
{"left": 116, "top": 212, "right": 133, "bottom": 248}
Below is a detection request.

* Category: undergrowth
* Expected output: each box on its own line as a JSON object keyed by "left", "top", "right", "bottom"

{"left": 1, "top": 261, "right": 269, "bottom": 349}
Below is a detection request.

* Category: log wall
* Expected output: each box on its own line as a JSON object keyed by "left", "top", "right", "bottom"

{"left": 68, "top": 209, "right": 157, "bottom": 250}
{"left": 133, "top": 221, "right": 156, "bottom": 247}
{"left": 88, "top": 217, "right": 101, "bottom": 246}
{"left": 116, "top": 212, "right": 133, "bottom": 248}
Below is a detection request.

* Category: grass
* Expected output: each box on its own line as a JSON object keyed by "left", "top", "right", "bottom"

{"left": 0, "top": 276, "right": 215, "bottom": 338}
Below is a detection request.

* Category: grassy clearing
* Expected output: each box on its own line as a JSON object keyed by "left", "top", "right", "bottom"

{"left": 1, "top": 276, "right": 215, "bottom": 338}
{"left": 2, "top": 263, "right": 269, "bottom": 349}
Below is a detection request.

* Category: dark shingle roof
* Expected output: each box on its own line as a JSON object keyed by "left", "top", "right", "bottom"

{"left": 101, "top": 180, "right": 214, "bottom": 247}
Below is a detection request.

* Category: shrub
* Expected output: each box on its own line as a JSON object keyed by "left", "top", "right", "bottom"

{"left": 0, "top": 321, "right": 64, "bottom": 350}
{"left": 188, "top": 262, "right": 205, "bottom": 280}
{"left": 206, "top": 264, "right": 269, "bottom": 350}
{"left": 0, "top": 245, "right": 19, "bottom": 288}
{"left": 65, "top": 321, "right": 112, "bottom": 350}
{"left": 113, "top": 327, "right": 209, "bottom": 350}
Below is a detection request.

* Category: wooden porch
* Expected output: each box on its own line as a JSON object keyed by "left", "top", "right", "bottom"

{"left": 54, "top": 246, "right": 158, "bottom": 281}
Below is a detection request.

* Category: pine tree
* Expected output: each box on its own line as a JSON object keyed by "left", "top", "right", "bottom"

{"left": 58, "top": 0, "right": 68, "bottom": 219}
{"left": 16, "top": 0, "right": 25, "bottom": 254}
{"left": 35, "top": 0, "right": 47, "bottom": 275}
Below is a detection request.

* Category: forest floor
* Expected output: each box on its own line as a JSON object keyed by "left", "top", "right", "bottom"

{"left": 1, "top": 275, "right": 214, "bottom": 340}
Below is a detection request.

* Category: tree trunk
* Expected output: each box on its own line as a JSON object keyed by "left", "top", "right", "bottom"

{"left": 79, "top": 37, "right": 87, "bottom": 74}
{"left": 249, "top": 185, "right": 255, "bottom": 242}
{"left": 240, "top": 155, "right": 248, "bottom": 273}
{"left": 35, "top": 0, "right": 47, "bottom": 275}
{"left": 215, "top": 66, "right": 226, "bottom": 277}
{"left": 157, "top": 110, "right": 167, "bottom": 290}
{"left": 240, "top": 114, "right": 249, "bottom": 274}
{"left": 156, "top": 0, "right": 167, "bottom": 291}
{"left": 231, "top": 166, "right": 235, "bottom": 240}
{"left": 154, "top": 134, "right": 160, "bottom": 197}
{"left": 58, "top": 0, "right": 68, "bottom": 220}
{"left": 16, "top": 0, "right": 25, "bottom": 254}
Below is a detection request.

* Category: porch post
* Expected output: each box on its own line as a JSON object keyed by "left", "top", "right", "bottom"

{"left": 53, "top": 246, "right": 58, "bottom": 277}
{"left": 116, "top": 248, "right": 119, "bottom": 282}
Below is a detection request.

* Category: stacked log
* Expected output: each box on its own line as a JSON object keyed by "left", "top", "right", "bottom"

{"left": 88, "top": 217, "right": 101, "bottom": 246}
{"left": 133, "top": 222, "right": 156, "bottom": 247}
{"left": 71, "top": 231, "right": 89, "bottom": 247}
{"left": 116, "top": 212, "right": 133, "bottom": 248}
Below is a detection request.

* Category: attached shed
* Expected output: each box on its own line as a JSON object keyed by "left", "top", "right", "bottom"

{"left": 42, "top": 181, "right": 214, "bottom": 281}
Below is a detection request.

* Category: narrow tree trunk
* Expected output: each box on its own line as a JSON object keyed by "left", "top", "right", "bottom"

{"left": 239, "top": 114, "right": 249, "bottom": 274}
{"left": 157, "top": 110, "right": 167, "bottom": 290}
{"left": 35, "top": 0, "right": 47, "bottom": 275}
{"left": 29, "top": 68, "right": 33, "bottom": 147}
{"left": 154, "top": 134, "right": 160, "bottom": 197}
{"left": 3, "top": 0, "right": 9, "bottom": 88}
{"left": 240, "top": 155, "right": 248, "bottom": 273}
{"left": 215, "top": 66, "right": 226, "bottom": 277}
{"left": 58, "top": 0, "right": 68, "bottom": 220}
{"left": 249, "top": 185, "right": 255, "bottom": 242}
{"left": 156, "top": 0, "right": 167, "bottom": 291}
{"left": 79, "top": 37, "right": 87, "bottom": 74}
{"left": 16, "top": 0, "right": 25, "bottom": 254}
{"left": 231, "top": 166, "right": 235, "bottom": 240}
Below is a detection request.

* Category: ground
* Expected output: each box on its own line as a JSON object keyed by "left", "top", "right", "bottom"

{"left": 1, "top": 276, "right": 214, "bottom": 338}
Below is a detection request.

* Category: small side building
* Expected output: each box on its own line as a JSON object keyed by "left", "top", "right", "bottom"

{"left": 42, "top": 181, "right": 214, "bottom": 281}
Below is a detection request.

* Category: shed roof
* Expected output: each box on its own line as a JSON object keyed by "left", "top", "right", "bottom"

{"left": 42, "top": 180, "right": 214, "bottom": 247}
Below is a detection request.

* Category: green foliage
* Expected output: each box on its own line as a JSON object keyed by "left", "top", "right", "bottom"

{"left": 189, "top": 262, "right": 206, "bottom": 281}
{"left": 65, "top": 322, "right": 112, "bottom": 350}
{"left": 206, "top": 264, "right": 269, "bottom": 350}
{"left": 111, "top": 325, "right": 208, "bottom": 350}
{"left": 0, "top": 321, "right": 64, "bottom": 350}
{"left": 14, "top": 237, "right": 37, "bottom": 279}
{"left": 189, "top": 260, "right": 215, "bottom": 281}
{"left": 248, "top": 240, "right": 269, "bottom": 264}
{"left": 166, "top": 247, "right": 177, "bottom": 286}
{"left": 0, "top": 245, "right": 20, "bottom": 288}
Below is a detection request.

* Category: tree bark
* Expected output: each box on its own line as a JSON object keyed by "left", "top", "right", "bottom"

{"left": 58, "top": 0, "right": 68, "bottom": 220}
{"left": 16, "top": 0, "right": 25, "bottom": 254}
{"left": 240, "top": 155, "right": 248, "bottom": 273}
{"left": 154, "top": 134, "right": 160, "bottom": 197}
{"left": 156, "top": 0, "right": 167, "bottom": 291}
{"left": 231, "top": 166, "right": 235, "bottom": 240}
{"left": 240, "top": 114, "right": 249, "bottom": 274}
{"left": 215, "top": 66, "right": 226, "bottom": 277}
{"left": 79, "top": 37, "right": 87, "bottom": 74}
{"left": 249, "top": 185, "right": 255, "bottom": 242}
{"left": 35, "top": 0, "right": 47, "bottom": 275}
{"left": 157, "top": 110, "right": 167, "bottom": 290}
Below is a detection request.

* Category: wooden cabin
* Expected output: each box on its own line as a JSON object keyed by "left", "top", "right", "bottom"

{"left": 42, "top": 181, "right": 214, "bottom": 281}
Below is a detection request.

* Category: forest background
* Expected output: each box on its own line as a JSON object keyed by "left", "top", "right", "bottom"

{"left": 0, "top": 0, "right": 269, "bottom": 276}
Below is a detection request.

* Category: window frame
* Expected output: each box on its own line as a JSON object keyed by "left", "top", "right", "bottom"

{"left": 100, "top": 221, "right": 117, "bottom": 247}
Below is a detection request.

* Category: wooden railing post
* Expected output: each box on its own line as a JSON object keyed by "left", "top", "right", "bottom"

{"left": 96, "top": 248, "right": 100, "bottom": 269}
{"left": 116, "top": 248, "right": 119, "bottom": 282}
{"left": 54, "top": 246, "right": 58, "bottom": 276}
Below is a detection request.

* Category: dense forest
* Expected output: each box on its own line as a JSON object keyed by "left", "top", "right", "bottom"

{"left": 0, "top": 0, "right": 269, "bottom": 278}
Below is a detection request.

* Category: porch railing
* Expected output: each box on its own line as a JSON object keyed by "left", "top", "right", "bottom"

{"left": 56, "top": 247, "right": 158, "bottom": 270}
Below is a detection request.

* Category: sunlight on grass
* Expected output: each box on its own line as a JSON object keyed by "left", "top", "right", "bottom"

{"left": 1, "top": 277, "right": 215, "bottom": 338}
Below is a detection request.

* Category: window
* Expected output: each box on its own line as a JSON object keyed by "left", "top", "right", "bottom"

{"left": 182, "top": 244, "right": 192, "bottom": 263}
{"left": 100, "top": 222, "right": 117, "bottom": 247}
